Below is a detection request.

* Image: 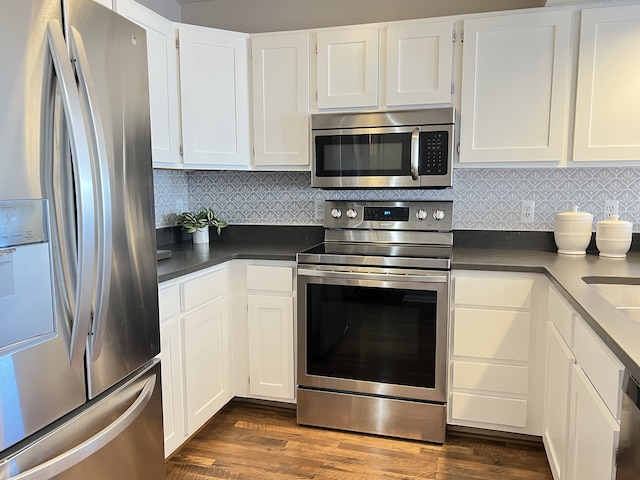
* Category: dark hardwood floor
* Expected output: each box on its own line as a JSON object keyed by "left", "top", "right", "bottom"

{"left": 166, "top": 401, "right": 553, "bottom": 480}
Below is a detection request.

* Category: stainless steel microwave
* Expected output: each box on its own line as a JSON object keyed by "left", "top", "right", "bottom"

{"left": 311, "top": 108, "right": 457, "bottom": 189}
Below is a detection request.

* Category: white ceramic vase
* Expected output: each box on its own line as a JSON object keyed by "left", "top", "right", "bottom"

{"left": 192, "top": 227, "right": 209, "bottom": 244}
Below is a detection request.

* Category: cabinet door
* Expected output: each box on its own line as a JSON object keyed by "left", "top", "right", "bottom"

{"left": 316, "top": 28, "right": 378, "bottom": 109}
{"left": 252, "top": 34, "right": 310, "bottom": 168}
{"left": 178, "top": 24, "right": 250, "bottom": 167}
{"left": 543, "top": 323, "right": 576, "bottom": 480}
{"left": 459, "top": 10, "right": 571, "bottom": 164}
{"left": 159, "top": 316, "right": 185, "bottom": 457}
{"left": 574, "top": 5, "right": 640, "bottom": 161}
{"left": 565, "top": 365, "right": 619, "bottom": 480}
{"left": 182, "top": 296, "right": 231, "bottom": 434}
{"left": 453, "top": 308, "right": 531, "bottom": 361}
{"left": 116, "top": 0, "right": 182, "bottom": 167}
{"left": 385, "top": 21, "right": 454, "bottom": 106}
{"left": 247, "top": 294, "right": 294, "bottom": 399}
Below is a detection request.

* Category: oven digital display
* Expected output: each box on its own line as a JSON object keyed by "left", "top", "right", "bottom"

{"left": 363, "top": 206, "right": 409, "bottom": 221}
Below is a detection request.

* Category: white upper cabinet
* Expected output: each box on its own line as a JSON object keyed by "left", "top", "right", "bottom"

{"left": 573, "top": 5, "right": 640, "bottom": 162}
{"left": 459, "top": 10, "right": 572, "bottom": 164}
{"left": 115, "top": 0, "right": 182, "bottom": 167}
{"left": 251, "top": 33, "right": 310, "bottom": 168}
{"left": 178, "top": 24, "right": 251, "bottom": 168}
{"left": 385, "top": 20, "right": 455, "bottom": 106}
{"left": 316, "top": 27, "right": 379, "bottom": 109}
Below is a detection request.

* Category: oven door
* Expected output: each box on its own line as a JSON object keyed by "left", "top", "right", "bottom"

{"left": 312, "top": 125, "right": 452, "bottom": 189}
{"left": 297, "top": 265, "right": 448, "bottom": 403}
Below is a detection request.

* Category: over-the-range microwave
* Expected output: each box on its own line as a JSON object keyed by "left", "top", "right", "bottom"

{"left": 311, "top": 108, "right": 457, "bottom": 189}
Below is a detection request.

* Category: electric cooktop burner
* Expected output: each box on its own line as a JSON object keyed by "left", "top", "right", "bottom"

{"left": 297, "top": 200, "right": 454, "bottom": 270}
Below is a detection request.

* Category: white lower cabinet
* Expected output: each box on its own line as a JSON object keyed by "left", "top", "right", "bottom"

{"left": 543, "top": 323, "right": 575, "bottom": 480}
{"left": 182, "top": 294, "right": 231, "bottom": 433}
{"left": 544, "top": 285, "right": 624, "bottom": 480}
{"left": 565, "top": 365, "right": 620, "bottom": 480}
{"left": 247, "top": 294, "right": 294, "bottom": 399}
{"left": 158, "top": 283, "right": 183, "bottom": 457}
{"left": 157, "top": 264, "right": 231, "bottom": 457}
{"left": 449, "top": 271, "right": 546, "bottom": 435}
{"left": 231, "top": 260, "right": 296, "bottom": 403}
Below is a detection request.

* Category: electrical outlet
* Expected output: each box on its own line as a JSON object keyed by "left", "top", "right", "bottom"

{"left": 604, "top": 200, "right": 619, "bottom": 218}
{"left": 520, "top": 200, "right": 535, "bottom": 224}
{"left": 314, "top": 200, "right": 325, "bottom": 222}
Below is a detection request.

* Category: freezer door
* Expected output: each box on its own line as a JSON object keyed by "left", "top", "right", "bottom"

{"left": 0, "top": 360, "right": 165, "bottom": 480}
{"left": 64, "top": 0, "right": 160, "bottom": 398}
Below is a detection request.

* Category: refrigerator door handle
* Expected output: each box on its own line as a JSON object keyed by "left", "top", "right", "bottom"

{"left": 5, "top": 374, "right": 157, "bottom": 480}
{"left": 46, "top": 19, "right": 96, "bottom": 370}
{"left": 69, "top": 26, "right": 113, "bottom": 362}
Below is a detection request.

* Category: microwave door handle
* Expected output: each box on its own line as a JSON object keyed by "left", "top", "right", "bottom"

{"left": 410, "top": 127, "right": 420, "bottom": 180}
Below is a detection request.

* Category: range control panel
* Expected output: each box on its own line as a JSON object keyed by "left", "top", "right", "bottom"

{"left": 323, "top": 200, "right": 453, "bottom": 232}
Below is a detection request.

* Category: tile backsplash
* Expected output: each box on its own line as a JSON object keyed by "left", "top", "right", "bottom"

{"left": 153, "top": 167, "right": 640, "bottom": 231}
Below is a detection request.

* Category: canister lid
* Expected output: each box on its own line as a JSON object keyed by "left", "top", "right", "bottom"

{"left": 597, "top": 215, "right": 632, "bottom": 229}
{"left": 555, "top": 205, "right": 593, "bottom": 221}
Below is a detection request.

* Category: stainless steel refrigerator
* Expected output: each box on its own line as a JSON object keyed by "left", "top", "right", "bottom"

{"left": 0, "top": 0, "right": 164, "bottom": 478}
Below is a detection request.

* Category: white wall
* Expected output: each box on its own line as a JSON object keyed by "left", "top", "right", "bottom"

{"left": 180, "top": 0, "right": 546, "bottom": 33}
{"left": 137, "top": 0, "right": 181, "bottom": 21}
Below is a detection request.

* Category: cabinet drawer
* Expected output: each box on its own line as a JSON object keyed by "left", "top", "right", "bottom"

{"left": 454, "top": 276, "right": 532, "bottom": 308}
{"left": 451, "top": 392, "right": 528, "bottom": 428}
{"left": 247, "top": 265, "right": 292, "bottom": 292}
{"left": 452, "top": 361, "right": 528, "bottom": 395}
{"left": 181, "top": 268, "right": 227, "bottom": 312}
{"left": 453, "top": 308, "right": 531, "bottom": 361}
{"left": 158, "top": 283, "right": 179, "bottom": 322}
{"left": 573, "top": 316, "right": 624, "bottom": 420}
{"left": 548, "top": 286, "right": 574, "bottom": 347}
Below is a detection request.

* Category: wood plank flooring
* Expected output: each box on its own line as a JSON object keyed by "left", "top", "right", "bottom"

{"left": 166, "top": 401, "right": 553, "bottom": 480}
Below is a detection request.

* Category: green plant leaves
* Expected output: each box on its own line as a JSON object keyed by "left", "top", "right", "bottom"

{"left": 175, "top": 208, "right": 228, "bottom": 235}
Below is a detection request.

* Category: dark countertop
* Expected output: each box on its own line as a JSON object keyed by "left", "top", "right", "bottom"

{"left": 157, "top": 238, "right": 319, "bottom": 282}
{"left": 156, "top": 224, "right": 324, "bottom": 282}
{"left": 156, "top": 227, "right": 640, "bottom": 383}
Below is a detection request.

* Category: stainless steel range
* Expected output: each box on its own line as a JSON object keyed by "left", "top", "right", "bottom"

{"left": 296, "top": 200, "right": 453, "bottom": 443}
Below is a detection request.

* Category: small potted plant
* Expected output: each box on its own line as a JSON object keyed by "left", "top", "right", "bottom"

{"left": 175, "top": 207, "right": 228, "bottom": 244}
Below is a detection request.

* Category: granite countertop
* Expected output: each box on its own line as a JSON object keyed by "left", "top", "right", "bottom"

{"left": 156, "top": 228, "right": 640, "bottom": 383}
{"left": 453, "top": 248, "right": 640, "bottom": 383}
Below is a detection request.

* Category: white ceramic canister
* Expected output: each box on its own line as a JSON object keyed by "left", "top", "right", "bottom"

{"left": 554, "top": 206, "right": 594, "bottom": 255}
{"left": 596, "top": 215, "right": 633, "bottom": 258}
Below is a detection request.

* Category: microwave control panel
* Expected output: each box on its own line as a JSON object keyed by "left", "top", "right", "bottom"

{"left": 421, "top": 131, "right": 448, "bottom": 176}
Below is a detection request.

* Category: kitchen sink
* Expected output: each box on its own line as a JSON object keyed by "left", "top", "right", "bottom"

{"left": 583, "top": 276, "right": 640, "bottom": 321}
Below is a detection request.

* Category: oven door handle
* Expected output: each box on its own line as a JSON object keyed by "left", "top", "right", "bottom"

{"left": 297, "top": 267, "right": 448, "bottom": 283}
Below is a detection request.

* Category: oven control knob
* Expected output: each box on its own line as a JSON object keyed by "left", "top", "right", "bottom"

{"left": 331, "top": 208, "right": 342, "bottom": 219}
{"left": 433, "top": 209, "right": 446, "bottom": 221}
{"left": 346, "top": 208, "right": 358, "bottom": 219}
{"left": 416, "top": 209, "right": 428, "bottom": 220}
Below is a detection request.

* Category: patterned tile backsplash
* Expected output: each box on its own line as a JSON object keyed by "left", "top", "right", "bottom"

{"left": 153, "top": 167, "right": 640, "bottom": 231}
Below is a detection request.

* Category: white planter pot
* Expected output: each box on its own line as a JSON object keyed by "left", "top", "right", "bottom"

{"left": 192, "top": 227, "right": 209, "bottom": 244}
